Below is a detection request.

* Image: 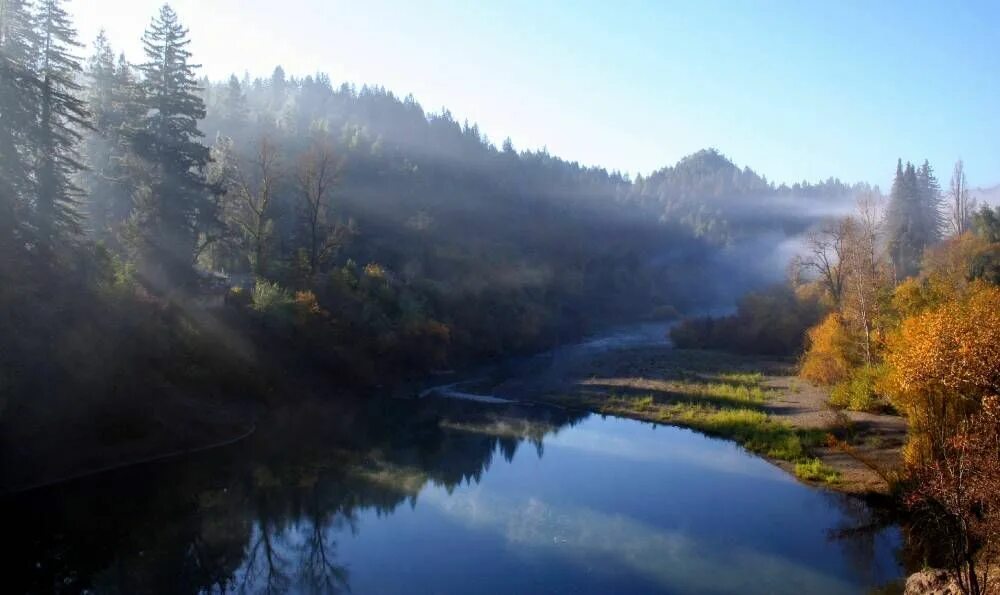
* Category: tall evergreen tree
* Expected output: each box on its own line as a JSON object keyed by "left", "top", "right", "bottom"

{"left": 32, "top": 0, "right": 89, "bottom": 259}
{"left": 82, "top": 29, "right": 115, "bottom": 236}
{"left": 131, "top": 4, "right": 215, "bottom": 287}
{"left": 886, "top": 159, "right": 944, "bottom": 279}
{"left": 219, "top": 73, "right": 248, "bottom": 138}
{"left": 83, "top": 34, "right": 143, "bottom": 240}
{"left": 0, "top": 0, "right": 40, "bottom": 254}
{"left": 915, "top": 159, "right": 944, "bottom": 241}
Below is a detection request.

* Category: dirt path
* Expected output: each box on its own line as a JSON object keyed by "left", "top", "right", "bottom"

{"left": 763, "top": 374, "right": 906, "bottom": 494}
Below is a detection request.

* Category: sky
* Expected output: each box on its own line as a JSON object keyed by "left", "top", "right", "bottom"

{"left": 65, "top": 0, "right": 1000, "bottom": 188}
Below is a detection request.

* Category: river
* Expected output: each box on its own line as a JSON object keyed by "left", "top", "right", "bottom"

{"left": 5, "top": 322, "right": 905, "bottom": 594}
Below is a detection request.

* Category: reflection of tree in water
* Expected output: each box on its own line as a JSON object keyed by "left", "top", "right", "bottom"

{"left": 6, "top": 395, "right": 585, "bottom": 594}
{"left": 297, "top": 512, "right": 352, "bottom": 595}
{"left": 240, "top": 523, "right": 291, "bottom": 594}
{"left": 823, "top": 492, "right": 910, "bottom": 589}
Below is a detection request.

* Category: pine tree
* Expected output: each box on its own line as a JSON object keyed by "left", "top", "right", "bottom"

{"left": 82, "top": 34, "right": 143, "bottom": 240}
{"left": 915, "top": 159, "right": 944, "bottom": 243}
{"left": 886, "top": 159, "right": 944, "bottom": 279}
{"left": 221, "top": 73, "right": 248, "bottom": 133}
{"left": 131, "top": 3, "right": 215, "bottom": 288}
{"left": 0, "top": 0, "right": 40, "bottom": 254}
{"left": 82, "top": 30, "right": 115, "bottom": 235}
{"left": 32, "top": 0, "right": 89, "bottom": 260}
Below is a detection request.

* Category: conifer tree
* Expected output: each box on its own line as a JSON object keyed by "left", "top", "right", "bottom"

{"left": 886, "top": 159, "right": 944, "bottom": 279}
{"left": 82, "top": 30, "right": 115, "bottom": 235}
{"left": 0, "top": 0, "right": 40, "bottom": 254}
{"left": 83, "top": 33, "right": 143, "bottom": 239}
{"left": 131, "top": 4, "right": 215, "bottom": 287}
{"left": 220, "top": 73, "right": 249, "bottom": 138}
{"left": 916, "top": 159, "right": 944, "bottom": 242}
{"left": 32, "top": 0, "right": 89, "bottom": 260}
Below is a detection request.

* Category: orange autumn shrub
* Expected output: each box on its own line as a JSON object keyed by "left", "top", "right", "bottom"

{"left": 883, "top": 281, "right": 1000, "bottom": 464}
{"left": 294, "top": 290, "right": 323, "bottom": 315}
{"left": 799, "top": 312, "right": 853, "bottom": 385}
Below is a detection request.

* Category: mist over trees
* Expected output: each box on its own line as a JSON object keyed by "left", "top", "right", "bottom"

{"left": 886, "top": 159, "right": 945, "bottom": 279}
{"left": 0, "top": 2, "right": 920, "bottom": 446}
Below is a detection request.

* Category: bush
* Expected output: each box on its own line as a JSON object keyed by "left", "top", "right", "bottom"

{"left": 799, "top": 313, "right": 853, "bottom": 385}
{"left": 884, "top": 281, "right": 1000, "bottom": 464}
{"left": 830, "top": 365, "right": 888, "bottom": 412}
{"left": 251, "top": 280, "right": 293, "bottom": 312}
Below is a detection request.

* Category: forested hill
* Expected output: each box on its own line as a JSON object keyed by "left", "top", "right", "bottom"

{"left": 190, "top": 71, "right": 866, "bottom": 311}
{"left": 1, "top": 3, "right": 874, "bottom": 419}
{"left": 195, "top": 71, "right": 867, "bottom": 251}
{"left": 632, "top": 149, "right": 873, "bottom": 241}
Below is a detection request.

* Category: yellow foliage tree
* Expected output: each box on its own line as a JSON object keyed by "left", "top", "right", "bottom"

{"left": 799, "top": 312, "right": 854, "bottom": 385}
{"left": 883, "top": 282, "right": 1000, "bottom": 464}
{"left": 892, "top": 233, "right": 992, "bottom": 320}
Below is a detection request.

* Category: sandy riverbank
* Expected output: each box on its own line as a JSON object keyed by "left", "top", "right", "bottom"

{"left": 444, "top": 343, "right": 906, "bottom": 495}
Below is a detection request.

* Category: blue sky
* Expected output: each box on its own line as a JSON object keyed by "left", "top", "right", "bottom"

{"left": 67, "top": 0, "right": 1000, "bottom": 188}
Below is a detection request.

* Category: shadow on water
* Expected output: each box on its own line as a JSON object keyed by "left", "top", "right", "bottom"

{"left": 4, "top": 397, "right": 587, "bottom": 594}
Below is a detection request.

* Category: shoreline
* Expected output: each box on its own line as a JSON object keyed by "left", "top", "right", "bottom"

{"left": 442, "top": 344, "right": 906, "bottom": 496}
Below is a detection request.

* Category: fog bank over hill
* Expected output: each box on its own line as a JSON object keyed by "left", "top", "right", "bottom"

{"left": 197, "top": 73, "right": 873, "bottom": 309}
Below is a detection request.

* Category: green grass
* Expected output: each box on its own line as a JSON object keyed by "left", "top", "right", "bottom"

{"left": 717, "top": 371, "right": 764, "bottom": 387}
{"left": 794, "top": 459, "right": 841, "bottom": 483}
{"left": 564, "top": 367, "right": 840, "bottom": 485}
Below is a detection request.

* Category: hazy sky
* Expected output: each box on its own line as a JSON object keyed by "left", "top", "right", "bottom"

{"left": 66, "top": 0, "right": 1000, "bottom": 188}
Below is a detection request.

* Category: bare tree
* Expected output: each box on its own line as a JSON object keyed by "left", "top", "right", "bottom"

{"left": 841, "top": 193, "right": 887, "bottom": 367}
{"left": 949, "top": 160, "right": 978, "bottom": 236}
{"left": 220, "top": 135, "right": 282, "bottom": 276}
{"left": 296, "top": 139, "right": 353, "bottom": 276}
{"left": 798, "top": 218, "right": 850, "bottom": 306}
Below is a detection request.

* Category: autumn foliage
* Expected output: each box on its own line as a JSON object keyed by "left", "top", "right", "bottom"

{"left": 907, "top": 396, "right": 1000, "bottom": 595}
{"left": 883, "top": 282, "right": 1000, "bottom": 464}
{"left": 798, "top": 313, "right": 854, "bottom": 385}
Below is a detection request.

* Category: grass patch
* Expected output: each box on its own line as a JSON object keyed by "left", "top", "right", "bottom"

{"left": 558, "top": 367, "right": 838, "bottom": 485}
{"left": 795, "top": 458, "right": 841, "bottom": 483}
{"left": 717, "top": 371, "right": 764, "bottom": 387}
{"left": 680, "top": 381, "right": 768, "bottom": 404}
{"left": 672, "top": 406, "right": 824, "bottom": 461}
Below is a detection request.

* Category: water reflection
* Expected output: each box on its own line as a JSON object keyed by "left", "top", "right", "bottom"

{"left": 5, "top": 397, "right": 904, "bottom": 594}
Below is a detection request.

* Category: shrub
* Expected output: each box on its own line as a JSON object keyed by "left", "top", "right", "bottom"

{"left": 884, "top": 282, "right": 1000, "bottom": 464}
{"left": 799, "top": 313, "right": 853, "bottom": 385}
{"left": 830, "top": 365, "right": 888, "bottom": 412}
{"left": 251, "top": 280, "right": 293, "bottom": 312}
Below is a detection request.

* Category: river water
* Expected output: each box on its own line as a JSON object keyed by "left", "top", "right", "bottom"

{"left": 5, "top": 323, "right": 905, "bottom": 594}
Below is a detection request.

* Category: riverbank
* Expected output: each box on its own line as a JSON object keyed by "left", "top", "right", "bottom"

{"left": 476, "top": 344, "right": 906, "bottom": 494}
